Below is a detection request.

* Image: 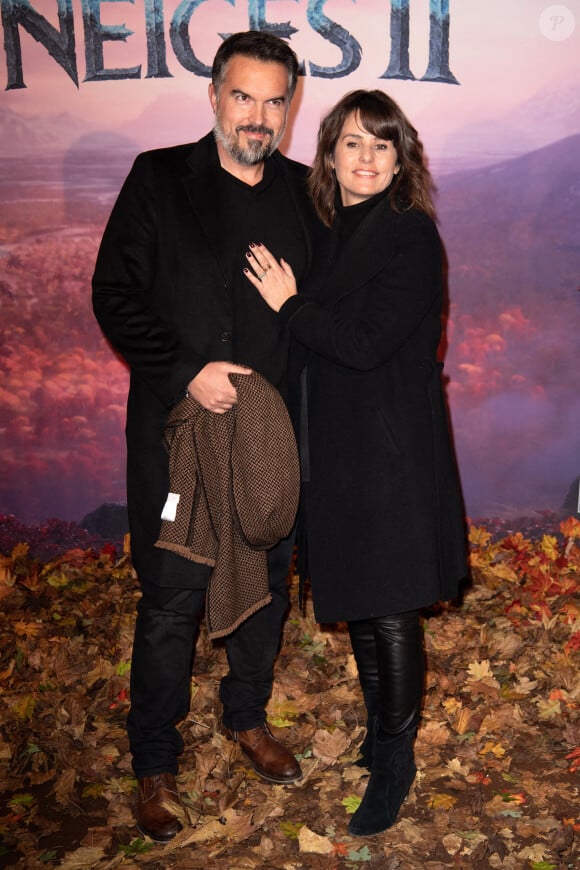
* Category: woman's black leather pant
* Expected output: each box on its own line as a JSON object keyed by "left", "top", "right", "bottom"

{"left": 347, "top": 610, "right": 424, "bottom": 737}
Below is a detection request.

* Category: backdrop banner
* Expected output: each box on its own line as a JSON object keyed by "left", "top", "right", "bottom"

{"left": 1, "top": 0, "right": 579, "bottom": 533}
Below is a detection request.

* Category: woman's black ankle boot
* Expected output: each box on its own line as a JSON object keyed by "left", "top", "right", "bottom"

{"left": 347, "top": 725, "right": 417, "bottom": 837}
{"left": 347, "top": 609, "right": 423, "bottom": 831}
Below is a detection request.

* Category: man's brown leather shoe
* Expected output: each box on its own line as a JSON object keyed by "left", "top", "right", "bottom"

{"left": 225, "top": 723, "right": 302, "bottom": 783}
{"left": 136, "top": 773, "right": 184, "bottom": 843}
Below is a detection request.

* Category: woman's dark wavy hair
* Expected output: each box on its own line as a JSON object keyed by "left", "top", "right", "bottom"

{"left": 308, "top": 89, "right": 435, "bottom": 227}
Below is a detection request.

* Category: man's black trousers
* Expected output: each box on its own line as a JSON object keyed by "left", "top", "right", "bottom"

{"left": 127, "top": 535, "right": 294, "bottom": 778}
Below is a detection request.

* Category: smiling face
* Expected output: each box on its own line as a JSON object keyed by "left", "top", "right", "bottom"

{"left": 209, "top": 54, "right": 290, "bottom": 173}
{"left": 332, "top": 111, "right": 399, "bottom": 207}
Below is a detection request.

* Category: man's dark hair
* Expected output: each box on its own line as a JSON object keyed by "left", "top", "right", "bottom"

{"left": 211, "top": 31, "right": 299, "bottom": 100}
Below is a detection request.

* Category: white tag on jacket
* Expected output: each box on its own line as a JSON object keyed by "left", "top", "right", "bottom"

{"left": 161, "top": 492, "right": 180, "bottom": 522}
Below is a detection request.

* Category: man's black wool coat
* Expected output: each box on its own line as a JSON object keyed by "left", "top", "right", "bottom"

{"left": 92, "top": 133, "right": 315, "bottom": 583}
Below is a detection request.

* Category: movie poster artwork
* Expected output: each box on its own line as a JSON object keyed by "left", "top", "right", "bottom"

{"left": 0, "top": 1, "right": 579, "bottom": 539}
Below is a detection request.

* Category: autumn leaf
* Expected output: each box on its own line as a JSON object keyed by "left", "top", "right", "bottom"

{"left": 469, "top": 525, "right": 492, "bottom": 548}
{"left": 427, "top": 792, "right": 458, "bottom": 810}
{"left": 179, "top": 808, "right": 256, "bottom": 846}
{"left": 418, "top": 720, "right": 450, "bottom": 745}
{"left": 45, "top": 570, "right": 72, "bottom": 588}
{"left": 466, "top": 659, "right": 495, "bottom": 683}
{"left": 267, "top": 697, "right": 300, "bottom": 718}
{"left": 86, "top": 658, "right": 115, "bottom": 687}
{"left": 564, "top": 631, "right": 580, "bottom": 654}
{"left": 519, "top": 843, "right": 548, "bottom": 861}
{"left": 536, "top": 696, "right": 562, "bottom": 720}
{"left": 346, "top": 845, "right": 373, "bottom": 862}
{"left": 297, "top": 825, "right": 334, "bottom": 854}
{"left": 502, "top": 531, "right": 532, "bottom": 552}
{"left": 500, "top": 771, "right": 519, "bottom": 784}
{"left": 560, "top": 601, "right": 580, "bottom": 623}
{"left": 99, "top": 744, "right": 120, "bottom": 763}
{"left": 11, "top": 542, "right": 30, "bottom": 560}
{"left": 118, "top": 838, "right": 153, "bottom": 856}
{"left": 533, "top": 605, "right": 557, "bottom": 630}
{"left": 498, "top": 791, "right": 526, "bottom": 804}
{"left": 505, "top": 599, "right": 529, "bottom": 619}
{"left": 442, "top": 697, "right": 462, "bottom": 716}
{"left": 12, "top": 695, "right": 36, "bottom": 720}
{"left": 0, "top": 556, "right": 17, "bottom": 590}
{"left": 333, "top": 841, "right": 349, "bottom": 856}
{"left": 539, "top": 535, "right": 560, "bottom": 560}
{"left": 548, "top": 688, "right": 569, "bottom": 702}
{"left": 12, "top": 619, "right": 42, "bottom": 637}
{"left": 560, "top": 516, "right": 580, "bottom": 539}
{"left": 280, "top": 821, "right": 304, "bottom": 839}
{"left": 453, "top": 707, "right": 472, "bottom": 735}
{"left": 442, "top": 832, "right": 463, "bottom": 855}
{"left": 514, "top": 676, "right": 538, "bottom": 694}
{"left": 446, "top": 757, "right": 470, "bottom": 776}
{"left": 53, "top": 769, "right": 76, "bottom": 806}
{"left": 81, "top": 782, "right": 106, "bottom": 799}
{"left": 268, "top": 716, "right": 296, "bottom": 728}
{"left": 468, "top": 770, "right": 492, "bottom": 785}
{"left": 479, "top": 741, "right": 506, "bottom": 758}
{"left": 0, "top": 522, "right": 578, "bottom": 867}
{"left": 9, "top": 793, "right": 35, "bottom": 811}
{"left": 59, "top": 846, "right": 106, "bottom": 868}
{"left": 311, "top": 727, "right": 350, "bottom": 764}
{"left": 489, "top": 562, "right": 519, "bottom": 583}
{"left": 342, "top": 794, "right": 361, "bottom": 814}
{"left": 565, "top": 746, "right": 580, "bottom": 774}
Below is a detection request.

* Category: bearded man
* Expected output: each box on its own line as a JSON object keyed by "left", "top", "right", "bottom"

{"left": 92, "top": 31, "right": 316, "bottom": 842}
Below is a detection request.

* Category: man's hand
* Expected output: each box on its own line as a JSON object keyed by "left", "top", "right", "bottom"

{"left": 187, "top": 362, "right": 252, "bottom": 414}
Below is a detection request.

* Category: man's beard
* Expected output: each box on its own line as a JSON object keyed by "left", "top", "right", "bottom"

{"left": 213, "top": 121, "right": 284, "bottom": 166}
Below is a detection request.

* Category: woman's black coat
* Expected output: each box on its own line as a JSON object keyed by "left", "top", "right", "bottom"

{"left": 280, "top": 196, "right": 467, "bottom": 623}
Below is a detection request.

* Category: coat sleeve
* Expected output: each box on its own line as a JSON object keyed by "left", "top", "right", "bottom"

{"left": 278, "top": 212, "right": 442, "bottom": 371}
{"left": 92, "top": 152, "right": 205, "bottom": 408}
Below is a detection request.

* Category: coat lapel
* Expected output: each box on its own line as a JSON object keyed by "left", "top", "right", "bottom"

{"left": 272, "top": 151, "right": 314, "bottom": 272}
{"left": 316, "top": 196, "right": 396, "bottom": 305}
{"left": 180, "top": 135, "right": 315, "bottom": 283}
{"left": 182, "top": 134, "right": 229, "bottom": 283}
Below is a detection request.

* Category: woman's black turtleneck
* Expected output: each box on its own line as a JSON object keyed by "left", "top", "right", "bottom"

{"left": 336, "top": 186, "right": 391, "bottom": 246}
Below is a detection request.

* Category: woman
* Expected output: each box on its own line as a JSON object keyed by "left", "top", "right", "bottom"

{"left": 244, "top": 90, "right": 467, "bottom": 837}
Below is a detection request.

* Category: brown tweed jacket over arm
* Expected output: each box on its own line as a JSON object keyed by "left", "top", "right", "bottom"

{"left": 155, "top": 372, "right": 300, "bottom": 639}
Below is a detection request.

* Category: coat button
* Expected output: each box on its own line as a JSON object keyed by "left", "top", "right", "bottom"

{"left": 219, "top": 330, "right": 232, "bottom": 342}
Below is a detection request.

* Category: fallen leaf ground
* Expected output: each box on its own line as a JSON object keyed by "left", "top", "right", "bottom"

{"left": 0, "top": 520, "right": 578, "bottom": 869}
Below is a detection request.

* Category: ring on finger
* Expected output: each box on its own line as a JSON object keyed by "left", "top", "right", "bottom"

{"left": 257, "top": 271, "right": 267, "bottom": 280}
